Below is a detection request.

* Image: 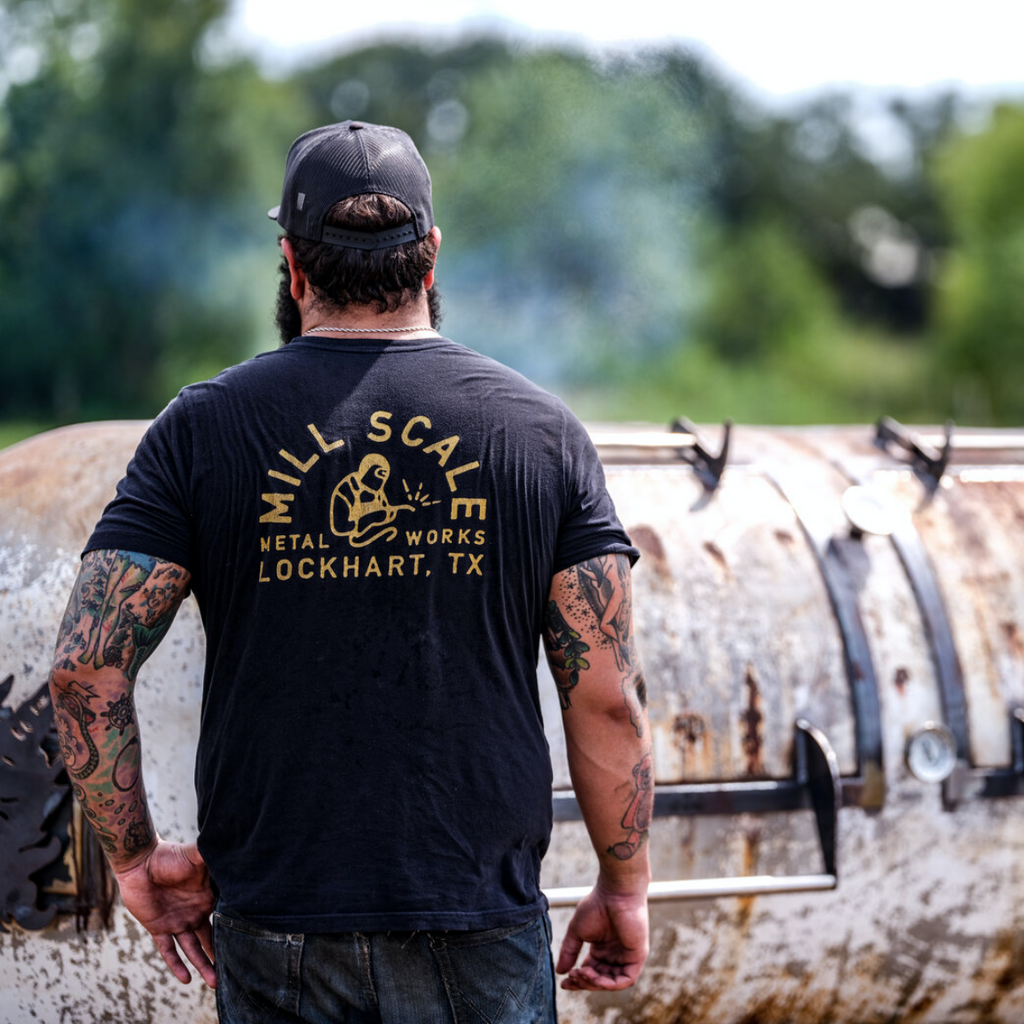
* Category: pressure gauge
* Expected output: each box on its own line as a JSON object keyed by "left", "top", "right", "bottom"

{"left": 905, "top": 722, "right": 958, "bottom": 783}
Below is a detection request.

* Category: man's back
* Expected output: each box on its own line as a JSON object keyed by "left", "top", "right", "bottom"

{"left": 88, "top": 333, "right": 636, "bottom": 931}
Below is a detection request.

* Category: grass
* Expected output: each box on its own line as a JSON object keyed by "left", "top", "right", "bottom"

{"left": 0, "top": 421, "right": 53, "bottom": 451}
{"left": 563, "top": 328, "right": 946, "bottom": 427}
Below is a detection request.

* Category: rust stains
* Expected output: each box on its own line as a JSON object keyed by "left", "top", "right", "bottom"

{"left": 624, "top": 987, "right": 839, "bottom": 1024}
{"left": 630, "top": 524, "right": 665, "bottom": 563}
{"left": 736, "top": 996, "right": 823, "bottom": 1024}
{"left": 902, "top": 991, "right": 939, "bottom": 1021}
{"left": 742, "top": 826, "right": 762, "bottom": 877}
{"left": 740, "top": 663, "right": 765, "bottom": 777}
{"left": 1003, "top": 621, "right": 1024, "bottom": 659}
{"left": 673, "top": 711, "right": 706, "bottom": 745}
{"left": 628, "top": 524, "right": 671, "bottom": 579}
{"left": 982, "top": 928, "right": 1024, "bottom": 997}
{"left": 894, "top": 667, "right": 910, "bottom": 694}
{"left": 703, "top": 540, "right": 730, "bottom": 576}
{"left": 733, "top": 827, "right": 763, "bottom": 931}
{"left": 673, "top": 710, "right": 712, "bottom": 776}
{"left": 784, "top": 959, "right": 810, "bottom": 979}
{"left": 578, "top": 912, "right": 1024, "bottom": 1024}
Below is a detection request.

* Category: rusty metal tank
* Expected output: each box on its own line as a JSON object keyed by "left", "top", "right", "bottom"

{"left": 2, "top": 418, "right": 1024, "bottom": 1023}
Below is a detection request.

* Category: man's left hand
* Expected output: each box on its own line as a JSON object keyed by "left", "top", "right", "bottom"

{"left": 556, "top": 885, "right": 649, "bottom": 991}
{"left": 112, "top": 839, "right": 216, "bottom": 987}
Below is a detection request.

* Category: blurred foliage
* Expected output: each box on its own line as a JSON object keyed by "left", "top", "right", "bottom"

{"left": 289, "top": 44, "right": 713, "bottom": 378}
{"left": 692, "top": 219, "right": 839, "bottom": 363}
{"left": 570, "top": 327, "right": 936, "bottom": 427}
{"left": 0, "top": 420, "right": 52, "bottom": 450}
{"left": 1, "top": 0, "right": 1023, "bottom": 435}
{"left": 931, "top": 104, "right": 1024, "bottom": 422}
{"left": 0, "top": 0, "right": 307, "bottom": 420}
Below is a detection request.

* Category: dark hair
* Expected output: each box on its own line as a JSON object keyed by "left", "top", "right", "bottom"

{"left": 289, "top": 194, "right": 438, "bottom": 314}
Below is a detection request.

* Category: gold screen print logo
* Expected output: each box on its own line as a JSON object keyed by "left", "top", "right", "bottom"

{"left": 258, "top": 412, "right": 487, "bottom": 579}
{"left": 329, "top": 452, "right": 419, "bottom": 547}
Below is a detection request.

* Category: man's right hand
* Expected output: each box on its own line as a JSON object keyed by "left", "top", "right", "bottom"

{"left": 556, "top": 883, "right": 650, "bottom": 991}
{"left": 112, "top": 839, "right": 217, "bottom": 988}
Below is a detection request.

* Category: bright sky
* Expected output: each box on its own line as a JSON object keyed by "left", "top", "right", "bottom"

{"left": 235, "top": 0, "right": 1024, "bottom": 103}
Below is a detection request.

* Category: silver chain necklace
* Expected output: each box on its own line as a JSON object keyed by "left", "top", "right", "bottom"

{"left": 305, "top": 325, "right": 436, "bottom": 334}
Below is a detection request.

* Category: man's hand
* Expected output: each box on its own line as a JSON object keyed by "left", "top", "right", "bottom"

{"left": 556, "top": 884, "right": 649, "bottom": 991}
{"left": 112, "top": 839, "right": 216, "bottom": 987}
{"left": 545, "top": 555, "right": 652, "bottom": 991}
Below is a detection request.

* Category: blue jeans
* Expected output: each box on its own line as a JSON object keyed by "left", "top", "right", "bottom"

{"left": 213, "top": 911, "right": 557, "bottom": 1024}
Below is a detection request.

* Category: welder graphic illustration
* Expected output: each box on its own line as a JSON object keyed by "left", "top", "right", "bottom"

{"left": 329, "top": 453, "right": 415, "bottom": 547}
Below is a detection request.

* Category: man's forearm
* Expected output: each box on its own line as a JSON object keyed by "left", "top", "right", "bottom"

{"left": 49, "top": 550, "right": 190, "bottom": 869}
{"left": 564, "top": 704, "right": 652, "bottom": 891}
{"left": 49, "top": 550, "right": 215, "bottom": 987}
{"left": 545, "top": 553, "right": 652, "bottom": 890}
{"left": 50, "top": 668, "right": 155, "bottom": 869}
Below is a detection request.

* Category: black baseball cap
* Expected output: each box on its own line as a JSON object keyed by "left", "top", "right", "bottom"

{"left": 268, "top": 120, "right": 433, "bottom": 251}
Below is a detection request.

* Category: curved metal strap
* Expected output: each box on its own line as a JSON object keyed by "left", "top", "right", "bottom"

{"left": 887, "top": 519, "right": 970, "bottom": 761}
{"left": 834, "top": 454, "right": 971, "bottom": 804}
{"left": 767, "top": 471, "right": 885, "bottom": 807}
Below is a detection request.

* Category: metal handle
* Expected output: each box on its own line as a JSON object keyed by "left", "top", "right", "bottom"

{"left": 875, "top": 416, "right": 953, "bottom": 493}
{"left": 545, "top": 721, "right": 842, "bottom": 907}
{"left": 589, "top": 419, "right": 732, "bottom": 493}
{"left": 544, "top": 873, "right": 838, "bottom": 907}
{"left": 670, "top": 417, "right": 732, "bottom": 491}
{"left": 981, "top": 709, "right": 1024, "bottom": 798}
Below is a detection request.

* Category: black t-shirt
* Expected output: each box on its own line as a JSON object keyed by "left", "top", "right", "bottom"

{"left": 87, "top": 334, "right": 638, "bottom": 932}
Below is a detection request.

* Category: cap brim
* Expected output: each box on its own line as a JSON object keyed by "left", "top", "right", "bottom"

{"left": 267, "top": 205, "right": 280, "bottom": 221}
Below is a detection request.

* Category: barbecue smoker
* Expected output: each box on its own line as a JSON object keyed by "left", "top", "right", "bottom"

{"left": 1, "top": 419, "right": 1023, "bottom": 1024}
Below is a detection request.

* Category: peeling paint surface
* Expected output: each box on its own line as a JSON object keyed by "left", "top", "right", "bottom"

{"left": 4, "top": 423, "right": 1024, "bottom": 1023}
{"left": 914, "top": 478, "right": 1024, "bottom": 767}
{"left": 548, "top": 795, "right": 1024, "bottom": 1023}
{"left": 0, "top": 425, "right": 215, "bottom": 1024}
{"left": 546, "top": 425, "right": 1024, "bottom": 1023}
{"left": 548, "top": 465, "right": 858, "bottom": 785}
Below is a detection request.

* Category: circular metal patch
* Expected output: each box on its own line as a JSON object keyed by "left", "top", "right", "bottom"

{"left": 841, "top": 485, "right": 911, "bottom": 537}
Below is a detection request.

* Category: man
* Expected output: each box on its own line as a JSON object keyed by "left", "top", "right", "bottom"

{"left": 49, "top": 120, "right": 652, "bottom": 1022}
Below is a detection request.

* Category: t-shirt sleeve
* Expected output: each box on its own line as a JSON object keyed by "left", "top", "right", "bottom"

{"left": 552, "top": 410, "right": 640, "bottom": 574}
{"left": 83, "top": 394, "right": 195, "bottom": 571}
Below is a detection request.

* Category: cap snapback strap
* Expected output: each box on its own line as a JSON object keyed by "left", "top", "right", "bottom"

{"left": 321, "top": 223, "right": 420, "bottom": 250}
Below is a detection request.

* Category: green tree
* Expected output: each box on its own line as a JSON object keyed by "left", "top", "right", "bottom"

{"left": 291, "top": 44, "right": 719, "bottom": 382}
{"left": 932, "top": 103, "right": 1024, "bottom": 423}
{"left": 693, "top": 219, "right": 837, "bottom": 363}
{"left": 0, "top": 0, "right": 301, "bottom": 420}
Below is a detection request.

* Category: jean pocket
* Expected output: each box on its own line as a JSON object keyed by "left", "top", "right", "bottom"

{"left": 437, "top": 917, "right": 538, "bottom": 950}
{"left": 430, "top": 915, "right": 554, "bottom": 1024}
{"left": 213, "top": 911, "right": 302, "bottom": 942}
{"left": 214, "top": 913, "right": 304, "bottom": 1023}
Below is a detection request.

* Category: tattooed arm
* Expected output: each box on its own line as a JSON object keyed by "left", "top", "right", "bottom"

{"left": 543, "top": 553, "right": 651, "bottom": 992}
{"left": 48, "top": 550, "right": 215, "bottom": 987}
